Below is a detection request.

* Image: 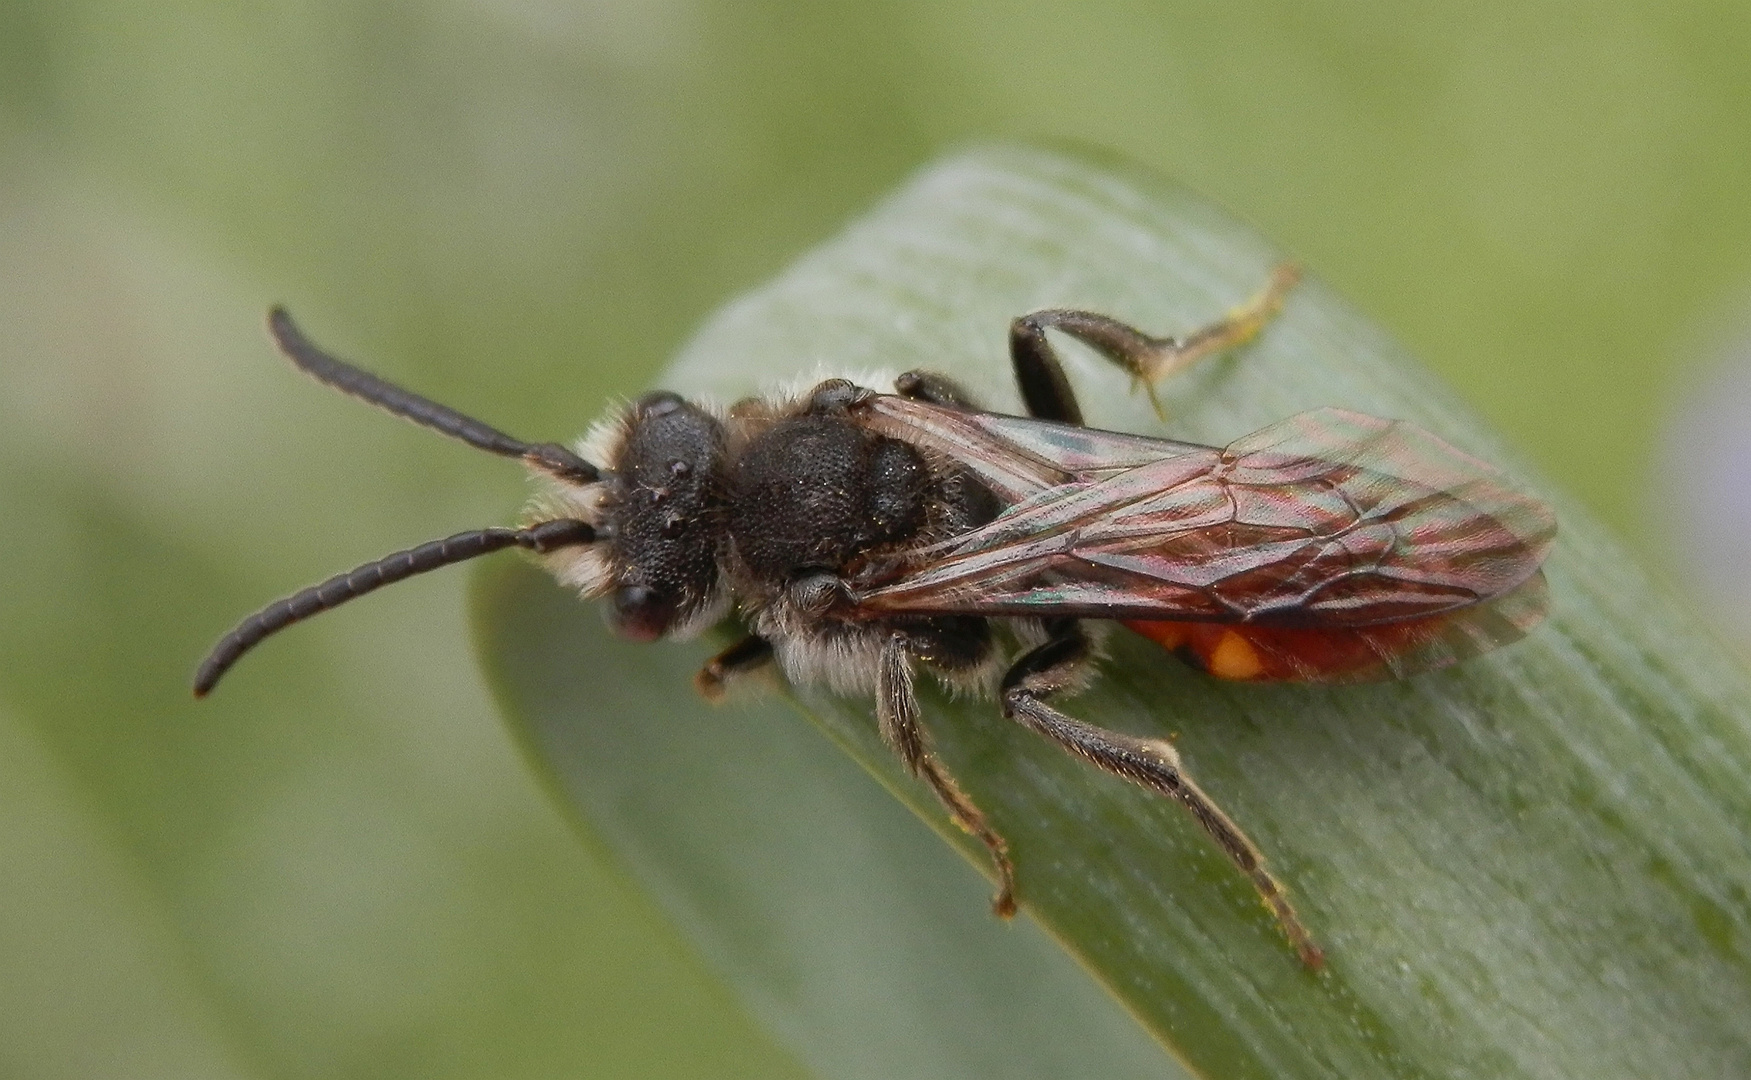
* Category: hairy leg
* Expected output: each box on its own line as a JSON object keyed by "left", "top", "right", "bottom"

{"left": 999, "top": 620, "right": 1322, "bottom": 968}
{"left": 878, "top": 632, "right": 1018, "bottom": 917}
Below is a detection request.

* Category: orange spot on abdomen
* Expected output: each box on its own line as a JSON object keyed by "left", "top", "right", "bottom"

{"left": 1124, "top": 616, "right": 1450, "bottom": 682}
{"left": 1208, "top": 630, "right": 1265, "bottom": 679}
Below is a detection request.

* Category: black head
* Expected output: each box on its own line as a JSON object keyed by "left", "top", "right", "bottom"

{"left": 603, "top": 392, "right": 729, "bottom": 640}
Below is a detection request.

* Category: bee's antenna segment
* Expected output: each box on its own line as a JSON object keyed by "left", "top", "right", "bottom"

{"left": 193, "top": 518, "right": 596, "bottom": 697}
{"left": 266, "top": 307, "right": 599, "bottom": 483}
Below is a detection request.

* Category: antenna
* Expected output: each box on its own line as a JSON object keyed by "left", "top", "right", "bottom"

{"left": 267, "top": 307, "right": 599, "bottom": 483}
{"left": 193, "top": 518, "right": 595, "bottom": 697}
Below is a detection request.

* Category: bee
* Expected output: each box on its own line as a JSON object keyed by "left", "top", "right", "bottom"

{"left": 194, "top": 266, "right": 1555, "bottom": 968}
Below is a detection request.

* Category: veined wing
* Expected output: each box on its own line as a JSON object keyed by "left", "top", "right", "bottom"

{"left": 1123, "top": 572, "right": 1550, "bottom": 682}
{"left": 852, "top": 407, "right": 1556, "bottom": 630}
{"left": 855, "top": 393, "right": 1208, "bottom": 501}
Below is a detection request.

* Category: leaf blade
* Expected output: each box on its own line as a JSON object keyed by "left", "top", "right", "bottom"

{"left": 477, "top": 144, "right": 1751, "bottom": 1080}
{"left": 472, "top": 562, "right": 1185, "bottom": 1080}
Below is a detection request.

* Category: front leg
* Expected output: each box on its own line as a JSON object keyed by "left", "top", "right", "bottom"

{"left": 693, "top": 633, "right": 774, "bottom": 701}
{"left": 1000, "top": 619, "right": 1323, "bottom": 968}
{"left": 1010, "top": 262, "right": 1300, "bottom": 422}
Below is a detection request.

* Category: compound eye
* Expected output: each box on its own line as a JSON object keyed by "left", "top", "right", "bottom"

{"left": 609, "top": 583, "right": 677, "bottom": 642}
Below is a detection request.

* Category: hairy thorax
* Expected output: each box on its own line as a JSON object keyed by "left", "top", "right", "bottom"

{"left": 721, "top": 398, "right": 1005, "bottom": 693}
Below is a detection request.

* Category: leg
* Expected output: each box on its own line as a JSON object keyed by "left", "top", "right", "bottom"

{"left": 1010, "top": 262, "right": 1300, "bottom": 422}
{"left": 1000, "top": 620, "right": 1323, "bottom": 968}
{"left": 879, "top": 633, "right": 1018, "bottom": 917}
{"left": 693, "top": 634, "right": 774, "bottom": 701}
{"left": 894, "top": 370, "right": 980, "bottom": 409}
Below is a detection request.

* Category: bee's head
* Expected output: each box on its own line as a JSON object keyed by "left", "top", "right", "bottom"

{"left": 596, "top": 391, "right": 729, "bottom": 641}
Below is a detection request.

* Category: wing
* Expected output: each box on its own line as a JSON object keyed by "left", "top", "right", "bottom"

{"left": 852, "top": 407, "right": 1556, "bottom": 633}
{"left": 855, "top": 393, "right": 1210, "bottom": 501}
{"left": 1124, "top": 572, "right": 1550, "bottom": 682}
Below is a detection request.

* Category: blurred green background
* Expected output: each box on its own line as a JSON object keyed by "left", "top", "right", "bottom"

{"left": 3, "top": 2, "right": 1749, "bottom": 1077}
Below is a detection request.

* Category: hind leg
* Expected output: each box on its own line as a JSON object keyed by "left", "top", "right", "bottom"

{"left": 999, "top": 619, "right": 1322, "bottom": 968}
{"left": 1010, "top": 262, "right": 1300, "bottom": 423}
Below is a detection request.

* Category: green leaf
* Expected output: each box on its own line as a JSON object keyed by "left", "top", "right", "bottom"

{"left": 472, "top": 144, "right": 1751, "bottom": 1080}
